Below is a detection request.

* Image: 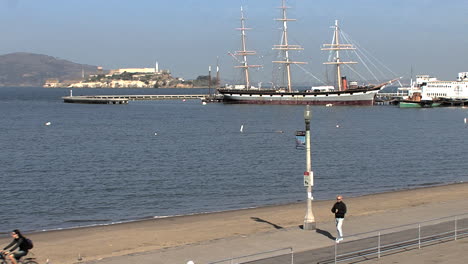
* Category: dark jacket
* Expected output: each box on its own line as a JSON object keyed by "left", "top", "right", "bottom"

{"left": 3, "top": 237, "right": 28, "bottom": 252}
{"left": 331, "top": 201, "right": 347, "bottom": 218}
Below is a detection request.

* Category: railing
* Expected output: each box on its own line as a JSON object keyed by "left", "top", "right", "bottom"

{"left": 62, "top": 94, "right": 208, "bottom": 104}
{"left": 86, "top": 94, "right": 207, "bottom": 100}
{"left": 334, "top": 213, "right": 468, "bottom": 263}
{"left": 376, "top": 93, "right": 401, "bottom": 97}
{"left": 206, "top": 247, "right": 293, "bottom": 264}
{"left": 375, "top": 93, "right": 404, "bottom": 100}
{"left": 206, "top": 213, "right": 468, "bottom": 264}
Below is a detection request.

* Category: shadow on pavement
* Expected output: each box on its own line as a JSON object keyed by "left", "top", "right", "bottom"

{"left": 250, "top": 217, "right": 283, "bottom": 229}
{"left": 316, "top": 228, "right": 335, "bottom": 240}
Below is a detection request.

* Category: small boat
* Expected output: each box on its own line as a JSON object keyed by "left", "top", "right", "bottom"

{"left": 399, "top": 92, "right": 440, "bottom": 108}
{"left": 399, "top": 100, "right": 441, "bottom": 108}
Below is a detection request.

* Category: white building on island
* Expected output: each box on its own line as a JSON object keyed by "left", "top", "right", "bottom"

{"left": 109, "top": 61, "right": 167, "bottom": 75}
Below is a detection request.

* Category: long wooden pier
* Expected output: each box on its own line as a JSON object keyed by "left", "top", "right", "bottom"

{"left": 63, "top": 94, "right": 208, "bottom": 104}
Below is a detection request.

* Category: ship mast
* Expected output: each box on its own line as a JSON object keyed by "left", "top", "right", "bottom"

{"left": 272, "top": 0, "right": 306, "bottom": 93}
{"left": 234, "top": 6, "right": 261, "bottom": 89}
{"left": 216, "top": 56, "right": 220, "bottom": 89}
{"left": 321, "top": 20, "right": 357, "bottom": 91}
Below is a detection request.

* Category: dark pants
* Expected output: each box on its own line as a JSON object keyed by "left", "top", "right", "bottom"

{"left": 13, "top": 250, "right": 28, "bottom": 260}
{"left": 1, "top": 251, "right": 28, "bottom": 261}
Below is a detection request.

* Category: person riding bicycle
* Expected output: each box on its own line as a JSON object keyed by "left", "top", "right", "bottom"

{"left": 1, "top": 229, "right": 29, "bottom": 264}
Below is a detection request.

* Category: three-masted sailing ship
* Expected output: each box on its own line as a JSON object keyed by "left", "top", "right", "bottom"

{"left": 218, "top": 0, "right": 394, "bottom": 106}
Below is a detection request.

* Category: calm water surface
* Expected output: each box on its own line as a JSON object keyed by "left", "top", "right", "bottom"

{"left": 0, "top": 87, "right": 467, "bottom": 232}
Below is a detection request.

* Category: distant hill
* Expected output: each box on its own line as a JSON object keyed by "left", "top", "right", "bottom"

{"left": 0, "top": 52, "right": 98, "bottom": 87}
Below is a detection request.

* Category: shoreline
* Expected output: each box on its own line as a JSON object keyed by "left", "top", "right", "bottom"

{"left": 1, "top": 182, "right": 467, "bottom": 264}
{"left": 9, "top": 181, "right": 463, "bottom": 235}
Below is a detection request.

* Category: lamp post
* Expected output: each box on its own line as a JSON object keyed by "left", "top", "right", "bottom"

{"left": 303, "top": 105, "right": 316, "bottom": 230}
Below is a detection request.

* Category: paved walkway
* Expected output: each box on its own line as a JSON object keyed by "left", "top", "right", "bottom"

{"left": 83, "top": 200, "right": 468, "bottom": 264}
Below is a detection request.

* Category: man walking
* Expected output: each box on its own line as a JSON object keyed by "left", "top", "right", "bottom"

{"left": 331, "top": 195, "right": 347, "bottom": 243}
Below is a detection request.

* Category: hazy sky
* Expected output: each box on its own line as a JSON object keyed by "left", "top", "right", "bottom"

{"left": 1, "top": 0, "right": 467, "bottom": 83}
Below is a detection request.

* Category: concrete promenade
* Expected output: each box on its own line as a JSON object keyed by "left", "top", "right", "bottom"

{"left": 83, "top": 198, "right": 468, "bottom": 264}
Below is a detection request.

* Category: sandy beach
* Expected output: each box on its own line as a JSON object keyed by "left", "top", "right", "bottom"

{"left": 1, "top": 182, "right": 467, "bottom": 264}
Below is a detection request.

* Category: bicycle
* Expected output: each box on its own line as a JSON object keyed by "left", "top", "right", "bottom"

{"left": 0, "top": 252, "right": 38, "bottom": 264}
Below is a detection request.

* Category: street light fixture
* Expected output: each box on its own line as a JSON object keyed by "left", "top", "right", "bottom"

{"left": 303, "top": 105, "right": 316, "bottom": 230}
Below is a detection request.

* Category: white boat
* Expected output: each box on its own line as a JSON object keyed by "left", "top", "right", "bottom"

{"left": 420, "top": 72, "right": 468, "bottom": 99}
{"left": 399, "top": 73, "right": 468, "bottom": 107}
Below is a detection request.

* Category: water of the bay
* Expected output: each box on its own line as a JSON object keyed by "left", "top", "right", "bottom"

{"left": 0, "top": 87, "right": 467, "bottom": 232}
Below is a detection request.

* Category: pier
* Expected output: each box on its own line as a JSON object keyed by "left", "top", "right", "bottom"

{"left": 375, "top": 93, "right": 468, "bottom": 107}
{"left": 439, "top": 98, "right": 468, "bottom": 107}
{"left": 375, "top": 92, "right": 401, "bottom": 105}
{"left": 63, "top": 94, "right": 207, "bottom": 104}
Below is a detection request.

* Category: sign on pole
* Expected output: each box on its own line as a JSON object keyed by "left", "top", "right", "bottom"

{"left": 304, "top": 171, "right": 314, "bottom": 187}
{"left": 295, "top": 130, "right": 305, "bottom": 149}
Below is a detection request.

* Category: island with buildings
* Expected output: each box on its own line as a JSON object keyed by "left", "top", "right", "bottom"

{"left": 44, "top": 62, "right": 214, "bottom": 89}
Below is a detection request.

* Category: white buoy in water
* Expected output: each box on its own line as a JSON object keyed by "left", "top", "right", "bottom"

{"left": 45, "top": 122, "right": 51, "bottom": 126}
{"left": 326, "top": 103, "right": 333, "bottom": 107}
{"left": 202, "top": 101, "right": 207, "bottom": 105}
{"left": 465, "top": 117, "right": 467, "bottom": 124}
{"left": 240, "top": 124, "right": 244, "bottom": 133}
{"left": 182, "top": 99, "right": 186, "bottom": 102}
{"left": 154, "top": 132, "right": 158, "bottom": 136}
{"left": 336, "top": 124, "right": 340, "bottom": 128}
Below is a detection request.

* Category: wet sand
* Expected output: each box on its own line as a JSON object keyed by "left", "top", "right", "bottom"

{"left": 2, "top": 182, "right": 467, "bottom": 264}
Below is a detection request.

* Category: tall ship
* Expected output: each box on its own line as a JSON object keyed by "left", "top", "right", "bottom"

{"left": 218, "top": 0, "right": 395, "bottom": 106}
